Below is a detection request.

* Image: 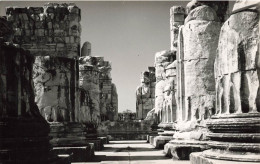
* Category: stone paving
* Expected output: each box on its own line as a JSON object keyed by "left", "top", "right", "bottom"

{"left": 73, "top": 140, "right": 190, "bottom": 164}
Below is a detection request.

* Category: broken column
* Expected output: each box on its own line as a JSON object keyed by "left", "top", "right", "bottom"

{"left": 98, "top": 58, "right": 118, "bottom": 122}
{"left": 151, "top": 50, "right": 176, "bottom": 148}
{"left": 79, "top": 41, "right": 118, "bottom": 149}
{"left": 78, "top": 52, "right": 102, "bottom": 150}
{"left": 152, "top": 6, "right": 185, "bottom": 149}
{"left": 6, "top": 3, "right": 94, "bottom": 162}
{"left": 0, "top": 17, "right": 67, "bottom": 163}
{"left": 164, "top": 2, "right": 227, "bottom": 159}
{"left": 136, "top": 67, "right": 156, "bottom": 120}
{"left": 190, "top": 1, "right": 260, "bottom": 163}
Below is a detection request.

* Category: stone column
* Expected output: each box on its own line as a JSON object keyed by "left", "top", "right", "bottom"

{"left": 164, "top": 2, "right": 227, "bottom": 159}
{"left": 0, "top": 17, "right": 62, "bottom": 163}
{"left": 79, "top": 44, "right": 118, "bottom": 148}
{"left": 91, "top": 57, "right": 118, "bottom": 122}
{"left": 6, "top": 3, "right": 94, "bottom": 161}
{"left": 136, "top": 68, "right": 155, "bottom": 120}
{"left": 171, "top": 6, "right": 185, "bottom": 123}
{"left": 190, "top": 1, "right": 260, "bottom": 163}
{"left": 78, "top": 55, "right": 101, "bottom": 126}
{"left": 152, "top": 50, "right": 175, "bottom": 148}
{"left": 81, "top": 41, "right": 91, "bottom": 56}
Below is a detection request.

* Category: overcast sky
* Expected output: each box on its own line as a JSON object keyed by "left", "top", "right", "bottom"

{"left": 1, "top": 1, "right": 235, "bottom": 113}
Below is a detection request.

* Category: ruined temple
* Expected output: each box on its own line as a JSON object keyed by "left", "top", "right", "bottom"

{"left": 1, "top": 1, "right": 259, "bottom": 163}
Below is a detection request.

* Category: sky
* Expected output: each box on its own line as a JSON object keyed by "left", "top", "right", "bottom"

{"left": 0, "top": 1, "right": 235, "bottom": 113}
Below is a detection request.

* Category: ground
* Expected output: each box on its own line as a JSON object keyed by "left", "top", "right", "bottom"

{"left": 73, "top": 140, "right": 190, "bottom": 164}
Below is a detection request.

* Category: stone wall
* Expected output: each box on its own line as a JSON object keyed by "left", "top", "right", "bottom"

{"left": 6, "top": 3, "right": 81, "bottom": 122}
{"left": 136, "top": 67, "right": 156, "bottom": 119}
{"left": 97, "top": 120, "right": 155, "bottom": 140}
{"left": 118, "top": 112, "right": 136, "bottom": 121}
{"left": 6, "top": 3, "right": 81, "bottom": 58}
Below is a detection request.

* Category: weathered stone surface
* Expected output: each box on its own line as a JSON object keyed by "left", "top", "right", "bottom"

{"left": 7, "top": 4, "right": 81, "bottom": 58}
{"left": 170, "top": 6, "right": 185, "bottom": 50}
{"left": 233, "top": 1, "right": 260, "bottom": 13}
{"left": 163, "top": 3, "right": 222, "bottom": 161}
{"left": 53, "top": 146, "right": 94, "bottom": 162}
{"left": 152, "top": 136, "right": 173, "bottom": 149}
{"left": 136, "top": 68, "right": 156, "bottom": 119}
{"left": 197, "top": 1, "right": 260, "bottom": 163}
{"left": 99, "top": 65, "right": 118, "bottom": 121}
{"left": 33, "top": 56, "right": 77, "bottom": 122}
{"left": 185, "top": 5, "right": 219, "bottom": 23}
{"left": 0, "top": 17, "right": 13, "bottom": 42}
{"left": 81, "top": 41, "right": 91, "bottom": 56}
{"left": 186, "top": 0, "right": 229, "bottom": 22}
{"left": 176, "top": 4, "right": 220, "bottom": 127}
{"left": 214, "top": 7, "right": 259, "bottom": 115}
{"left": 183, "top": 22, "right": 221, "bottom": 60}
{"left": 79, "top": 57, "right": 100, "bottom": 125}
{"left": 190, "top": 152, "right": 256, "bottom": 164}
{"left": 164, "top": 140, "right": 209, "bottom": 160}
{"left": 0, "top": 41, "right": 59, "bottom": 163}
{"left": 79, "top": 42, "right": 118, "bottom": 123}
{"left": 215, "top": 11, "right": 259, "bottom": 77}
{"left": 203, "top": 148, "right": 260, "bottom": 162}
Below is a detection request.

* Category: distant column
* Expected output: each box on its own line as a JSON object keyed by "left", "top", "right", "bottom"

{"left": 81, "top": 41, "right": 91, "bottom": 56}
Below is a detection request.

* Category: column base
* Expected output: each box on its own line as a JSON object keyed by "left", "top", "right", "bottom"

{"left": 98, "top": 136, "right": 109, "bottom": 144}
{"left": 152, "top": 136, "right": 173, "bottom": 149}
{"left": 86, "top": 139, "right": 103, "bottom": 151}
{"left": 202, "top": 141, "right": 260, "bottom": 162}
{"left": 190, "top": 152, "right": 258, "bottom": 164}
{"left": 163, "top": 140, "right": 209, "bottom": 160}
{"left": 52, "top": 145, "right": 95, "bottom": 162}
{"left": 49, "top": 122, "right": 95, "bottom": 162}
{"left": 0, "top": 117, "right": 60, "bottom": 164}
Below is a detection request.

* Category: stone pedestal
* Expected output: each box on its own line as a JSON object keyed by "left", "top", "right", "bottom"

{"left": 164, "top": 140, "right": 209, "bottom": 159}
{"left": 190, "top": 152, "right": 256, "bottom": 164}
